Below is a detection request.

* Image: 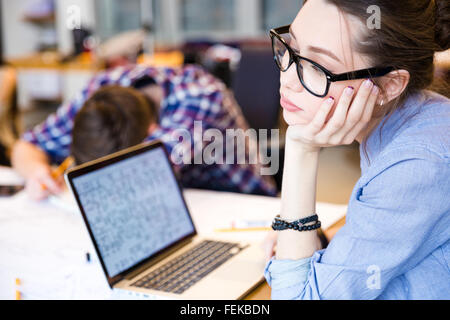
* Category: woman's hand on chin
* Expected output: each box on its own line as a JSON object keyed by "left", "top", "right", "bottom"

{"left": 286, "top": 80, "right": 380, "bottom": 152}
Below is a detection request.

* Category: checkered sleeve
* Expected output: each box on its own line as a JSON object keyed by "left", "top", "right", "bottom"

{"left": 145, "top": 95, "right": 215, "bottom": 172}
{"left": 21, "top": 91, "right": 86, "bottom": 164}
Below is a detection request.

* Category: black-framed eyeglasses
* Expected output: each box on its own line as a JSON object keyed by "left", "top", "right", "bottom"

{"left": 270, "top": 25, "right": 394, "bottom": 98}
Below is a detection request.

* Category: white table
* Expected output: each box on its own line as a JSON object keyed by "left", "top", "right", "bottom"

{"left": 0, "top": 167, "right": 347, "bottom": 300}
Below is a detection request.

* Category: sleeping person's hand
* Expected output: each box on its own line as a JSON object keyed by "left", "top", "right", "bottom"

{"left": 25, "top": 163, "right": 63, "bottom": 201}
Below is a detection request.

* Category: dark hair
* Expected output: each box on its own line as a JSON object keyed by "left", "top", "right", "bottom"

{"left": 322, "top": 0, "right": 450, "bottom": 164}
{"left": 71, "top": 85, "right": 157, "bottom": 164}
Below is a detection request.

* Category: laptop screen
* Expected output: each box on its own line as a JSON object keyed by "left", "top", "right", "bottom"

{"left": 71, "top": 146, "right": 195, "bottom": 279}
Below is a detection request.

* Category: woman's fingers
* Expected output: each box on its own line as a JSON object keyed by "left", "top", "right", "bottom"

{"left": 306, "top": 96, "right": 335, "bottom": 135}
{"left": 288, "top": 78, "right": 380, "bottom": 149}
{"left": 332, "top": 80, "right": 377, "bottom": 144}
{"left": 315, "top": 85, "right": 355, "bottom": 140}
{"left": 364, "top": 85, "right": 379, "bottom": 123}
{"left": 345, "top": 80, "right": 374, "bottom": 125}
{"left": 342, "top": 85, "right": 379, "bottom": 144}
{"left": 318, "top": 79, "right": 375, "bottom": 144}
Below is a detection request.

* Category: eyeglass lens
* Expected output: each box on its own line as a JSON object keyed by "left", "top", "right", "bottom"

{"left": 272, "top": 34, "right": 328, "bottom": 96}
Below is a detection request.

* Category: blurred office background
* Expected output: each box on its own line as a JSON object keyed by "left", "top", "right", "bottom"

{"left": 0, "top": 0, "right": 448, "bottom": 200}
{"left": 0, "top": 0, "right": 302, "bottom": 113}
{"left": 0, "top": 0, "right": 303, "bottom": 189}
{"left": 0, "top": 0, "right": 303, "bottom": 136}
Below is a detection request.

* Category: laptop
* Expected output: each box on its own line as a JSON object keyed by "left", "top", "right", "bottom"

{"left": 65, "top": 141, "right": 266, "bottom": 300}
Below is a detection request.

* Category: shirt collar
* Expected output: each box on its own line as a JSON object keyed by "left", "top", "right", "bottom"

{"left": 360, "top": 90, "right": 426, "bottom": 172}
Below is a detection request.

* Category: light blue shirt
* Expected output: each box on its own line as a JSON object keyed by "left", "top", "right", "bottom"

{"left": 264, "top": 90, "right": 450, "bottom": 300}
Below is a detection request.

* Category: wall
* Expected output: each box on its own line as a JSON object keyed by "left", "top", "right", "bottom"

{"left": 0, "top": 0, "right": 40, "bottom": 59}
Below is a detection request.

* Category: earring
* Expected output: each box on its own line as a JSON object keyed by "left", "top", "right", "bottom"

{"left": 379, "top": 99, "right": 384, "bottom": 107}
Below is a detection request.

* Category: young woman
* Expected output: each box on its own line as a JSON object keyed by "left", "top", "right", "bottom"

{"left": 264, "top": 0, "right": 450, "bottom": 299}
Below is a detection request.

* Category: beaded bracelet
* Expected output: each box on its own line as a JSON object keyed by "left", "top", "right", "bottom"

{"left": 272, "top": 214, "right": 321, "bottom": 232}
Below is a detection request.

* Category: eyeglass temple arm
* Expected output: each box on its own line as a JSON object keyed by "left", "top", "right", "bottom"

{"left": 330, "top": 66, "right": 394, "bottom": 81}
{"left": 271, "top": 25, "right": 291, "bottom": 34}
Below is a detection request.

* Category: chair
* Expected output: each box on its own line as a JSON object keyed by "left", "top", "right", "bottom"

{"left": 231, "top": 45, "right": 281, "bottom": 131}
{"left": 231, "top": 45, "right": 284, "bottom": 191}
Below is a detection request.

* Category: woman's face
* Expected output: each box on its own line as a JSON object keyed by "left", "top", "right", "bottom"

{"left": 280, "top": 0, "right": 372, "bottom": 126}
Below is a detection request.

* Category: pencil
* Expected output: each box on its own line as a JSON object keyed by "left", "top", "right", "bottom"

{"left": 41, "top": 157, "right": 74, "bottom": 191}
{"left": 15, "top": 278, "right": 21, "bottom": 300}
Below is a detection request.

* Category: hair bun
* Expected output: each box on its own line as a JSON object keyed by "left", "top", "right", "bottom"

{"left": 435, "top": 0, "right": 450, "bottom": 51}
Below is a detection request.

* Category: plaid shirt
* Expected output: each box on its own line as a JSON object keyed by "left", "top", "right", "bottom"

{"left": 23, "top": 64, "right": 277, "bottom": 196}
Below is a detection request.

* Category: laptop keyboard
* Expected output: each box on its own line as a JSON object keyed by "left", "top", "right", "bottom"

{"left": 131, "top": 240, "right": 246, "bottom": 294}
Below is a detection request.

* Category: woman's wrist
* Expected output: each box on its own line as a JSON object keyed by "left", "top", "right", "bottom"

{"left": 286, "top": 135, "right": 322, "bottom": 155}
{"left": 280, "top": 134, "right": 320, "bottom": 220}
{"left": 285, "top": 127, "right": 322, "bottom": 154}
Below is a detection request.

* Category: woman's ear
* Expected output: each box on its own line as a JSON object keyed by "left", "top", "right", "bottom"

{"left": 379, "top": 69, "right": 410, "bottom": 104}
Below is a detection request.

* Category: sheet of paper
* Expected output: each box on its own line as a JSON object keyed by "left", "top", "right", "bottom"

{"left": 48, "top": 190, "right": 79, "bottom": 215}
{"left": 0, "top": 192, "right": 111, "bottom": 300}
{"left": 0, "top": 166, "right": 24, "bottom": 186}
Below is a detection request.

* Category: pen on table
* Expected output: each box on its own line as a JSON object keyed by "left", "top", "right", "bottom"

{"left": 41, "top": 157, "right": 74, "bottom": 191}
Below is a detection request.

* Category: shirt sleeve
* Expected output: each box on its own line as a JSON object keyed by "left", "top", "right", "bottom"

{"left": 264, "top": 146, "right": 450, "bottom": 299}
{"left": 145, "top": 94, "right": 219, "bottom": 172}
{"left": 22, "top": 93, "right": 86, "bottom": 164}
{"left": 264, "top": 257, "right": 312, "bottom": 300}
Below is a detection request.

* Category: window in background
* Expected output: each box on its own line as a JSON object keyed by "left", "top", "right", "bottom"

{"left": 149, "top": 0, "right": 161, "bottom": 34}
{"left": 262, "top": 0, "right": 303, "bottom": 31}
{"left": 95, "top": 0, "right": 143, "bottom": 41}
{"left": 181, "top": 0, "right": 235, "bottom": 32}
{"left": 93, "top": 0, "right": 305, "bottom": 46}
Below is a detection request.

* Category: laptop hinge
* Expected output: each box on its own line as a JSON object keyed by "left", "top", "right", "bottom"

{"left": 124, "top": 236, "right": 195, "bottom": 281}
